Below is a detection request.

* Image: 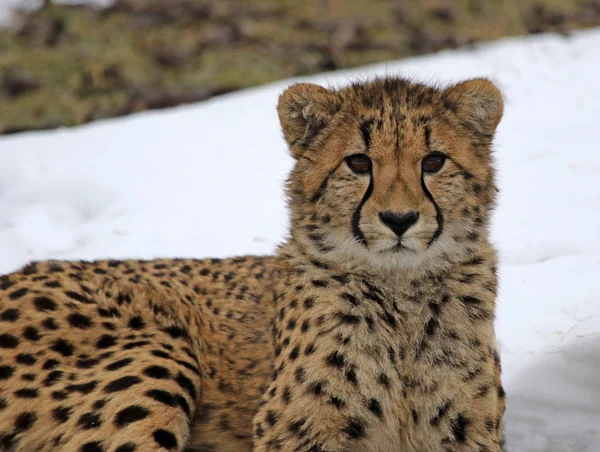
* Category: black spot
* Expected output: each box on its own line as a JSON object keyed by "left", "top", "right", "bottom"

{"left": 344, "top": 417, "right": 366, "bottom": 439}
{"left": 43, "top": 370, "right": 64, "bottom": 386}
{"left": 42, "top": 317, "right": 59, "bottom": 330}
{"left": 43, "top": 359, "right": 59, "bottom": 370}
{"left": 341, "top": 293, "right": 359, "bottom": 306}
{"left": 380, "top": 311, "right": 397, "bottom": 329}
{"left": 411, "top": 408, "right": 419, "bottom": 424}
{"left": 498, "top": 386, "right": 506, "bottom": 398}
{"left": 1, "top": 308, "right": 20, "bottom": 322}
{"left": 378, "top": 372, "right": 390, "bottom": 387}
{"left": 33, "top": 296, "right": 57, "bottom": 311}
{"left": 128, "top": 316, "right": 145, "bottom": 330}
{"left": 345, "top": 368, "right": 358, "bottom": 385}
{"left": 0, "top": 333, "right": 19, "bottom": 348}
{"left": 67, "top": 312, "right": 93, "bottom": 329}
{"left": 151, "top": 349, "right": 171, "bottom": 360}
{"left": 115, "top": 443, "right": 136, "bottom": 452}
{"left": 153, "top": 429, "right": 178, "bottom": 449}
{"left": 305, "top": 343, "right": 316, "bottom": 355}
{"left": 96, "top": 335, "right": 117, "bottom": 349}
{"left": 14, "top": 411, "right": 36, "bottom": 432}
{"left": 104, "top": 376, "right": 142, "bottom": 393}
{"left": 459, "top": 295, "right": 483, "bottom": 305}
{"left": 143, "top": 365, "right": 170, "bottom": 379}
{"left": 51, "top": 339, "right": 75, "bottom": 356}
{"left": 425, "top": 317, "right": 437, "bottom": 335}
{"left": 266, "top": 410, "right": 278, "bottom": 426}
{"left": 304, "top": 297, "right": 315, "bottom": 309}
{"left": 76, "top": 357, "right": 100, "bottom": 369}
{"left": 123, "top": 340, "right": 150, "bottom": 350}
{"left": 326, "top": 351, "right": 346, "bottom": 368}
{"left": 52, "top": 390, "right": 68, "bottom": 400}
{"left": 21, "top": 373, "right": 36, "bottom": 382}
{"left": 174, "top": 394, "right": 191, "bottom": 418}
{"left": 115, "top": 405, "right": 151, "bottom": 427}
{"left": 296, "top": 319, "right": 309, "bottom": 333}
{"left": 288, "top": 418, "right": 306, "bottom": 434}
{"left": 52, "top": 406, "right": 72, "bottom": 422}
{"left": 80, "top": 441, "right": 103, "bottom": 452}
{"left": 336, "top": 312, "right": 361, "bottom": 325}
{"left": 294, "top": 366, "right": 306, "bottom": 382}
{"left": 9, "top": 288, "right": 28, "bottom": 300}
{"left": 93, "top": 400, "right": 107, "bottom": 410}
{"left": 430, "top": 401, "right": 452, "bottom": 425}
{"left": 15, "top": 388, "right": 38, "bottom": 398}
{"left": 309, "top": 380, "right": 326, "bottom": 396}
{"left": 78, "top": 412, "right": 103, "bottom": 429}
{"left": 289, "top": 346, "right": 300, "bottom": 361}
{"left": 367, "top": 398, "right": 383, "bottom": 419}
{"left": 23, "top": 326, "right": 41, "bottom": 341}
{"left": 105, "top": 357, "right": 133, "bottom": 371}
{"left": 451, "top": 414, "right": 470, "bottom": 442}
{"left": 328, "top": 396, "right": 345, "bottom": 409}
{"left": 174, "top": 372, "right": 197, "bottom": 400}
{"left": 66, "top": 380, "right": 98, "bottom": 394}
{"left": 114, "top": 292, "right": 132, "bottom": 305}
{"left": 163, "top": 326, "right": 187, "bottom": 339}
{"left": 146, "top": 389, "right": 176, "bottom": 407}
{"left": 45, "top": 280, "right": 62, "bottom": 288}
{"left": 16, "top": 353, "right": 36, "bottom": 365}
{"left": 282, "top": 387, "right": 292, "bottom": 404}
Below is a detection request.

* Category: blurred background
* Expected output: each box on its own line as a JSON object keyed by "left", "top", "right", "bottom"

{"left": 2, "top": 0, "right": 600, "bottom": 135}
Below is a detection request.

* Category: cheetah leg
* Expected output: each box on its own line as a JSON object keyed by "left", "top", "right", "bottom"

{"left": 41, "top": 330, "right": 202, "bottom": 452}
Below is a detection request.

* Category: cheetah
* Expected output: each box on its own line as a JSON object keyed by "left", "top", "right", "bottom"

{"left": 0, "top": 77, "right": 505, "bottom": 452}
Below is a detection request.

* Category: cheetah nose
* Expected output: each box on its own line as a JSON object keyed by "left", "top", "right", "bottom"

{"left": 379, "top": 211, "right": 420, "bottom": 237}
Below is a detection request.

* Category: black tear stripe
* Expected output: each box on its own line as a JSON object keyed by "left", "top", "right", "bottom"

{"left": 359, "top": 118, "right": 375, "bottom": 150}
{"left": 421, "top": 176, "right": 444, "bottom": 247}
{"left": 310, "top": 167, "right": 338, "bottom": 203}
{"left": 351, "top": 173, "right": 374, "bottom": 246}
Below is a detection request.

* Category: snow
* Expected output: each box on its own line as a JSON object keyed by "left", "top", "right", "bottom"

{"left": 0, "top": 0, "right": 115, "bottom": 26}
{"left": 2, "top": 28, "right": 600, "bottom": 451}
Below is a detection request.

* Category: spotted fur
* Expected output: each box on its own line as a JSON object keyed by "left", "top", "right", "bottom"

{"left": 0, "top": 77, "right": 505, "bottom": 452}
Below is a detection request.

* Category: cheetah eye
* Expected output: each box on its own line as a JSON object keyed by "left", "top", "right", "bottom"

{"left": 346, "top": 154, "right": 372, "bottom": 174}
{"left": 422, "top": 152, "right": 446, "bottom": 173}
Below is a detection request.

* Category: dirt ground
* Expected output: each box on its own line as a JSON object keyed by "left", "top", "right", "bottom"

{"left": 1, "top": 0, "right": 600, "bottom": 135}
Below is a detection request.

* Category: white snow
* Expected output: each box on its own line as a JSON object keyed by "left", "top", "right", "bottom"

{"left": 1, "top": 28, "right": 600, "bottom": 451}
{"left": 0, "top": 0, "right": 115, "bottom": 26}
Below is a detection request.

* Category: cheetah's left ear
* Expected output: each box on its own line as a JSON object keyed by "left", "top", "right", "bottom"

{"left": 278, "top": 83, "right": 342, "bottom": 159}
{"left": 444, "top": 79, "right": 504, "bottom": 136}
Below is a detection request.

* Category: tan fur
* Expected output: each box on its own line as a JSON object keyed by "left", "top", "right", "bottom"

{"left": 0, "top": 77, "right": 504, "bottom": 452}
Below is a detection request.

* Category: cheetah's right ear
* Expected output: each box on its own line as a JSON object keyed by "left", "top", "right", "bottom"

{"left": 443, "top": 78, "right": 504, "bottom": 136}
{"left": 278, "top": 83, "right": 341, "bottom": 159}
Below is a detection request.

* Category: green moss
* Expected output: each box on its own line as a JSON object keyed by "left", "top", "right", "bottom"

{"left": 1, "top": 0, "right": 599, "bottom": 134}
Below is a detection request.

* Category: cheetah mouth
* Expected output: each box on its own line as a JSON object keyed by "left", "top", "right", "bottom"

{"left": 385, "top": 240, "right": 415, "bottom": 254}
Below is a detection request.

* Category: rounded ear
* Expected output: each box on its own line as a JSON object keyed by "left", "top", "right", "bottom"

{"left": 277, "top": 83, "right": 341, "bottom": 159}
{"left": 444, "top": 78, "right": 504, "bottom": 136}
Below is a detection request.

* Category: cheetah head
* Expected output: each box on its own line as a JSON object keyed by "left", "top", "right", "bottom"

{"left": 279, "top": 77, "right": 503, "bottom": 270}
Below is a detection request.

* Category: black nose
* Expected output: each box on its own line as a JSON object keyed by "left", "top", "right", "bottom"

{"left": 379, "top": 211, "right": 419, "bottom": 237}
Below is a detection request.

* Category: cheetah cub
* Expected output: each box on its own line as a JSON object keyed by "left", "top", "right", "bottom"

{"left": 0, "top": 77, "right": 504, "bottom": 452}
{"left": 253, "top": 78, "right": 505, "bottom": 452}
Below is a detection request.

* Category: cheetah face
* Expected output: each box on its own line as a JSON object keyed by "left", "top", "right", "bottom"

{"left": 279, "top": 78, "right": 503, "bottom": 269}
